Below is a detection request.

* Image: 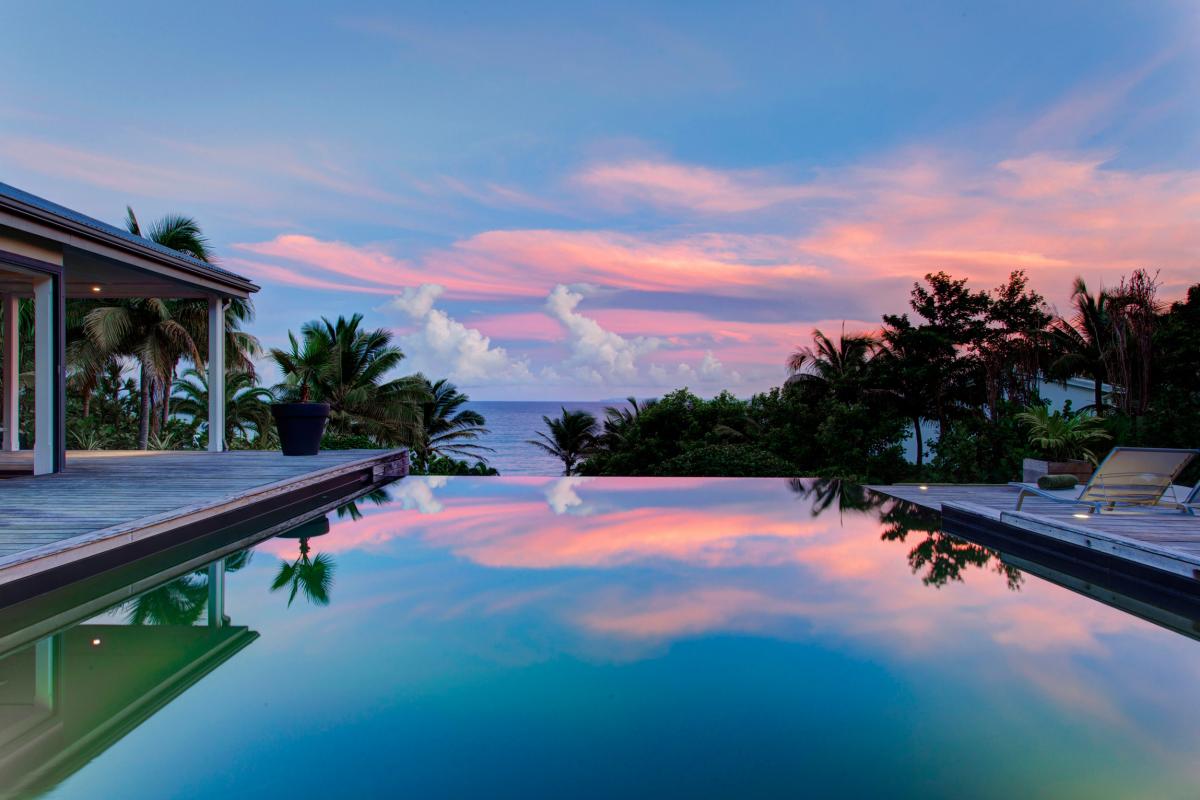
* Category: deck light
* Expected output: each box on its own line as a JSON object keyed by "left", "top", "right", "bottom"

{"left": 919, "top": 485, "right": 928, "bottom": 491}
{"left": 91, "top": 286, "right": 101, "bottom": 293}
{"left": 91, "top": 637, "right": 102, "bottom": 646}
{"left": 1072, "top": 513, "right": 1090, "bottom": 519}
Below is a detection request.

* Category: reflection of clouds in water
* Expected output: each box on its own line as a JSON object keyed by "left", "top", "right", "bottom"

{"left": 392, "top": 476, "right": 449, "bottom": 514}
{"left": 255, "top": 476, "right": 1200, "bottom": 755}
{"left": 545, "top": 477, "right": 593, "bottom": 515}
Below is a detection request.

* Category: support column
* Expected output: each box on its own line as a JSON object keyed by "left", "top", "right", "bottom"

{"left": 2, "top": 293, "right": 17, "bottom": 451}
{"left": 34, "top": 634, "right": 60, "bottom": 711}
{"left": 207, "top": 295, "right": 226, "bottom": 452}
{"left": 33, "top": 276, "right": 62, "bottom": 475}
{"left": 207, "top": 560, "right": 226, "bottom": 627}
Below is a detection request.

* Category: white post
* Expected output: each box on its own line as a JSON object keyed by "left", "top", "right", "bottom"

{"left": 207, "top": 560, "right": 226, "bottom": 627}
{"left": 2, "top": 293, "right": 17, "bottom": 451}
{"left": 34, "top": 635, "right": 59, "bottom": 710}
{"left": 33, "top": 277, "right": 55, "bottom": 475}
{"left": 207, "top": 295, "right": 226, "bottom": 452}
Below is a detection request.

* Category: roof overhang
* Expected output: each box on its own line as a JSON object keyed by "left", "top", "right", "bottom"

{"left": 0, "top": 190, "right": 258, "bottom": 299}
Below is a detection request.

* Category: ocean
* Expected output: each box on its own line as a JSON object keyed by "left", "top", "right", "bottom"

{"left": 464, "top": 400, "right": 614, "bottom": 475}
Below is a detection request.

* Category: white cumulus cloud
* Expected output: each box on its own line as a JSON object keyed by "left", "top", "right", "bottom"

{"left": 392, "top": 476, "right": 448, "bottom": 514}
{"left": 545, "top": 476, "right": 594, "bottom": 515}
{"left": 384, "top": 283, "right": 534, "bottom": 385}
{"left": 545, "top": 284, "right": 659, "bottom": 384}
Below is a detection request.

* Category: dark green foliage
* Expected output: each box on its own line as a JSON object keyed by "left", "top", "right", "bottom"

{"left": 271, "top": 538, "right": 335, "bottom": 607}
{"left": 880, "top": 501, "right": 1022, "bottom": 589}
{"left": 414, "top": 455, "right": 500, "bottom": 476}
{"left": 652, "top": 444, "right": 798, "bottom": 477}
{"left": 271, "top": 314, "right": 427, "bottom": 447}
{"left": 528, "top": 408, "right": 599, "bottom": 475}
{"left": 581, "top": 388, "right": 908, "bottom": 482}
{"left": 927, "top": 405, "right": 1030, "bottom": 483}
{"left": 412, "top": 377, "right": 492, "bottom": 471}
{"left": 320, "top": 432, "right": 378, "bottom": 450}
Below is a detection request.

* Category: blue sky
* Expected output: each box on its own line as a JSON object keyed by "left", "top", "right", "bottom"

{"left": 2, "top": 1, "right": 1197, "bottom": 398}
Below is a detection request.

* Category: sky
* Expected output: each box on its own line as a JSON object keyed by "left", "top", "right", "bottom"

{"left": 2, "top": 1, "right": 1198, "bottom": 399}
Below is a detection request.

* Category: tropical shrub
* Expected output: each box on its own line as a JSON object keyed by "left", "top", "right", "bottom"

{"left": 928, "top": 406, "right": 1030, "bottom": 483}
{"left": 1015, "top": 405, "right": 1111, "bottom": 463}
{"left": 652, "top": 444, "right": 798, "bottom": 477}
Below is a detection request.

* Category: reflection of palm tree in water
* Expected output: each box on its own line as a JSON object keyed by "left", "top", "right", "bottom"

{"left": 270, "top": 537, "right": 335, "bottom": 607}
{"left": 266, "top": 489, "right": 386, "bottom": 607}
{"left": 334, "top": 488, "right": 390, "bottom": 521}
{"left": 880, "top": 500, "right": 1022, "bottom": 590}
{"left": 789, "top": 478, "right": 887, "bottom": 519}
{"left": 269, "top": 514, "right": 337, "bottom": 608}
{"left": 126, "top": 551, "right": 252, "bottom": 625}
{"left": 789, "top": 478, "right": 1022, "bottom": 590}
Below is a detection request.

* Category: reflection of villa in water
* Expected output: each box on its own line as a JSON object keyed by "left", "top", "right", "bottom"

{"left": 0, "top": 563, "right": 255, "bottom": 798}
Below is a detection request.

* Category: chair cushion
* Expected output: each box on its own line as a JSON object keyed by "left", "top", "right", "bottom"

{"left": 1038, "top": 474, "right": 1079, "bottom": 490}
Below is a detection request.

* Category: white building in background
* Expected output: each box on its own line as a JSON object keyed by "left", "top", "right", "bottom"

{"left": 901, "top": 377, "right": 1109, "bottom": 464}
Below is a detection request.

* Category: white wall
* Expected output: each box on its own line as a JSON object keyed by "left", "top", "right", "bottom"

{"left": 900, "top": 377, "right": 1106, "bottom": 464}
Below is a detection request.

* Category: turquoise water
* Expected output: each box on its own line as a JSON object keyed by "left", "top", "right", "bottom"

{"left": 5, "top": 477, "right": 1200, "bottom": 798}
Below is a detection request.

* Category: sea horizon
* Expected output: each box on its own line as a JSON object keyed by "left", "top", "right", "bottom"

{"left": 465, "top": 399, "right": 613, "bottom": 475}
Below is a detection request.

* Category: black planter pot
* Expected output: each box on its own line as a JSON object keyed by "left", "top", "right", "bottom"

{"left": 271, "top": 402, "right": 330, "bottom": 456}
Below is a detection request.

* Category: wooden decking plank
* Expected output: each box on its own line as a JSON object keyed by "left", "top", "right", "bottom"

{"left": 0, "top": 448, "right": 407, "bottom": 586}
{"left": 868, "top": 482, "right": 1200, "bottom": 584}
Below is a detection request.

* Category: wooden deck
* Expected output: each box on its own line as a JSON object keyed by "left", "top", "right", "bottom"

{"left": 869, "top": 482, "right": 1200, "bottom": 585}
{"left": 0, "top": 449, "right": 407, "bottom": 595}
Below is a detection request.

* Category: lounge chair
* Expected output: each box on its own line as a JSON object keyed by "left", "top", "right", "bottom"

{"left": 1010, "top": 447, "right": 1200, "bottom": 515}
{"left": 1176, "top": 481, "right": 1200, "bottom": 515}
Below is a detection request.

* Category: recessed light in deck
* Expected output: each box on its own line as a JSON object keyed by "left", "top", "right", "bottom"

{"left": 91, "top": 637, "right": 102, "bottom": 646}
{"left": 91, "top": 286, "right": 101, "bottom": 292}
{"left": 1073, "top": 513, "right": 1090, "bottom": 519}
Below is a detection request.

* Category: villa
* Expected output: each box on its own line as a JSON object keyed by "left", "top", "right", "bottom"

{"left": 0, "top": 183, "right": 405, "bottom": 604}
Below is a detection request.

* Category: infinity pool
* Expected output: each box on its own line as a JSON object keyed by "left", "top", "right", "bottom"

{"left": 4, "top": 477, "right": 1200, "bottom": 798}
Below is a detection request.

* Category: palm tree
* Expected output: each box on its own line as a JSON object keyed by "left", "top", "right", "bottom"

{"left": 1049, "top": 277, "right": 1111, "bottom": 412}
{"left": 598, "top": 396, "right": 657, "bottom": 450}
{"left": 1015, "top": 405, "right": 1111, "bottom": 464}
{"left": 76, "top": 208, "right": 260, "bottom": 448}
{"left": 173, "top": 367, "right": 274, "bottom": 448}
{"left": 874, "top": 322, "right": 942, "bottom": 467}
{"left": 413, "top": 377, "right": 492, "bottom": 469}
{"left": 271, "top": 314, "right": 426, "bottom": 446}
{"left": 125, "top": 207, "right": 214, "bottom": 262}
{"left": 123, "top": 207, "right": 261, "bottom": 435}
{"left": 270, "top": 327, "right": 330, "bottom": 402}
{"left": 270, "top": 537, "right": 335, "bottom": 607}
{"left": 528, "top": 408, "right": 598, "bottom": 475}
{"left": 787, "top": 326, "right": 877, "bottom": 398}
{"left": 82, "top": 298, "right": 202, "bottom": 449}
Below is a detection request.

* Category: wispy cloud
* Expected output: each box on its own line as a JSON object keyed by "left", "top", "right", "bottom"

{"left": 574, "top": 158, "right": 838, "bottom": 214}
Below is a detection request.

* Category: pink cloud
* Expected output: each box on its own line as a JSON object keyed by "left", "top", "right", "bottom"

{"left": 574, "top": 158, "right": 838, "bottom": 213}
{"left": 237, "top": 149, "right": 1200, "bottom": 317}
{"left": 233, "top": 229, "right": 829, "bottom": 300}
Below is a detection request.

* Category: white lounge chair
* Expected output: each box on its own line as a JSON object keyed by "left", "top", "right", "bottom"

{"left": 1010, "top": 447, "right": 1199, "bottom": 515}
{"left": 1176, "top": 481, "right": 1200, "bottom": 515}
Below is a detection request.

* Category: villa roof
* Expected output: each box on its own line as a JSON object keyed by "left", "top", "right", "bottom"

{"left": 0, "top": 181, "right": 258, "bottom": 296}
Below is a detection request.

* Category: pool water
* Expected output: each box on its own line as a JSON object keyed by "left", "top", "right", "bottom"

{"left": 5, "top": 477, "right": 1200, "bottom": 798}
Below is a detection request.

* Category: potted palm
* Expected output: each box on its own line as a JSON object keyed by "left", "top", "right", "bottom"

{"left": 1016, "top": 405, "right": 1111, "bottom": 483}
{"left": 269, "top": 329, "right": 331, "bottom": 456}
